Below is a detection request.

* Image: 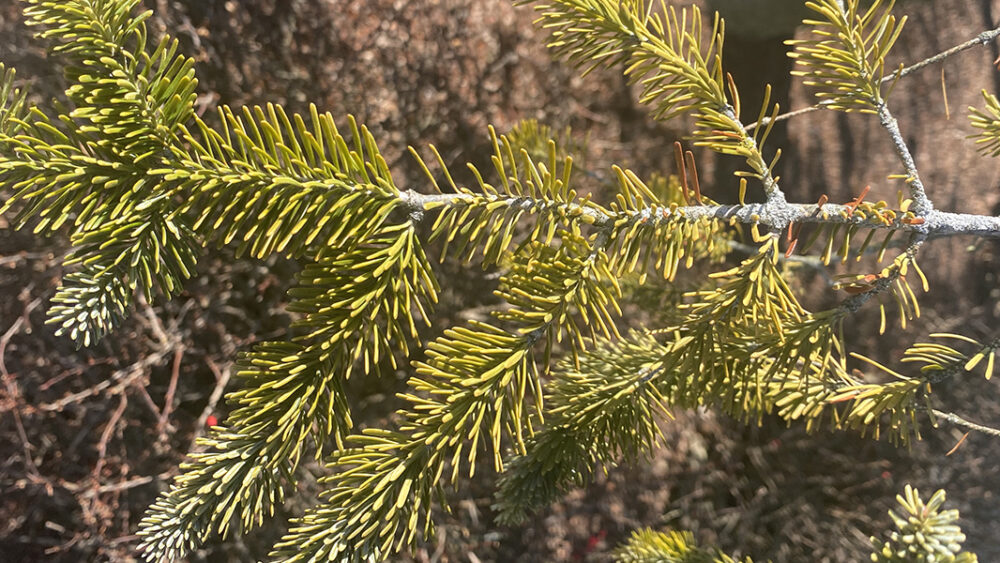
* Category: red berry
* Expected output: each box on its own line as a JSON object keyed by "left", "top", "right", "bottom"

{"left": 206, "top": 415, "right": 218, "bottom": 427}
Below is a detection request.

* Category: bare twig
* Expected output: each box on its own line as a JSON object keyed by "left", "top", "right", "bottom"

{"left": 139, "top": 294, "right": 172, "bottom": 347}
{"left": 0, "top": 296, "right": 43, "bottom": 476}
{"left": 932, "top": 409, "right": 1000, "bottom": 437}
{"left": 50, "top": 471, "right": 174, "bottom": 497}
{"left": 876, "top": 102, "right": 932, "bottom": 215}
{"left": 190, "top": 356, "right": 231, "bottom": 450}
{"left": 80, "top": 474, "right": 156, "bottom": 499}
{"left": 746, "top": 104, "right": 827, "bottom": 130}
{"left": 155, "top": 346, "right": 184, "bottom": 441}
{"left": 39, "top": 347, "right": 173, "bottom": 411}
{"left": 133, "top": 382, "right": 165, "bottom": 420}
{"left": 895, "top": 26, "right": 1000, "bottom": 80}
{"left": 39, "top": 364, "right": 104, "bottom": 391}
{"left": 92, "top": 394, "right": 128, "bottom": 481}
{"left": 0, "top": 251, "right": 50, "bottom": 266}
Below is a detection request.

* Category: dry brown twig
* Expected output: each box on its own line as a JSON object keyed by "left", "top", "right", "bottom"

{"left": 0, "top": 293, "right": 42, "bottom": 477}
{"left": 155, "top": 346, "right": 185, "bottom": 443}
{"left": 190, "top": 355, "right": 231, "bottom": 451}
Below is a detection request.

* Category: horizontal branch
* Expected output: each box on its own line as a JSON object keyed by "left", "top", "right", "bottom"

{"left": 400, "top": 189, "right": 1000, "bottom": 239}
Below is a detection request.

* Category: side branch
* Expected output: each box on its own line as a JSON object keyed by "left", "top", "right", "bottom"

{"left": 896, "top": 26, "right": 1000, "bottom": 80}
{"left": 750, "top": 25, "right": 1000, "bottom": 130}
{"left": 932, "top": 409, "right": 1000, "bottom": 437}
{"left": 721, "top": 105, "right": 788, "bottom": 206}
{"left": 877, "top": 103, "right": 932, "bottom": 215}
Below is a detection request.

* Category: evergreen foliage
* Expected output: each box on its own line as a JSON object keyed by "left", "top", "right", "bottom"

{"left": 786, "top": 0, "right": 906, "bottom": 113}
{"left": 870, "top": 485, "right": 977, "bottom": 563}
{"left": 1, "top": 0, "right": 999, "bottom": 561}
{"left": 613, "top": 528, "right": 749, "bottom": 563}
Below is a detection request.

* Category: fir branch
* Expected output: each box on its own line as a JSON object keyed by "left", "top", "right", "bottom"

{"left": 174, "top": 105, "right": 400, "bottom": 259}
{"left": 413, "top": 126, "right": 591, "bottom": 266}
{"left": 400, "top": 186, "right": 1000, "bottom": 241}
{"left": 137, "top": 428, "right": 293, "bottom": 560}
{"left": 607, "top": 169, "right": 732, "bottom": 281}
{"left": 4, "top": 1, "right": 1000, "bottom": 561}
{"left": 870, "top": 485, "right": 978, "bottom": 562}
{"left": 751, "top": 24, "right": 1000, "bottom": 130}
{"left": 766, "top": 332, "right": 998, "bottom": 445}
{"left": 663, "top": 235, "right": 815, "bottom": 414}
{"left": 787, "top": 0, "right": 906, "bottom": 113}
{"left": 764, "top": 365, "right": 927, "bottom": 445}
{"left": 525, "top": 0, "right": 786, "bottom": 203}
{"left": 138, "top": 222, "right": 439, "bottom": 561}
{"left": 752, "top": 308, "right": 847, "bottom": 383}
{"left": 494, "top": 331, "right": 671, "bottom": 524}
{"left": 905, "top": 333, "right": 1000, "bottom": 383}
{"left": 270, "top": 228, "right": 621, "bottom": 562}
{"left": 613, "top": 528, "right": 745, "bottom": 563}
{"left": 47, "top": 268, "right": 132, "bottom": 347}
{"left": 495, "top": 237, "right": 824, "bottom": 525}
{"left": 2, "top": 0, "right": 202, "bottom": 345}
{"left": 833, "top": 244, "right": 923, "bottom": 322}
{"left": 268, "top": 325, "right": 530, "bottom": 561}
{"left": 789, "top": 0, "right": 932, "bottom": 215}
{"left": 287, "top": 222, "right": 440, "bottom": 373}
{"left": 24, "top": 0, "right": 197, "bottom": 150}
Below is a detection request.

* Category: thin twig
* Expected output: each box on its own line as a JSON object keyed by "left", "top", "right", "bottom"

{"left": 896, "top": 26, "right": 1000, "bottom": 80}
{"left": 748, "top": 25, "right": 1000, "bottom": 131}
{"left": 932, "top": 409, "right": 1000, "bottom": 437}
{"left": 79, "top": 474, "right": 157, "bottom": 499}
{"left": 156, "top": 346, "right": 184, "bottom": 441}
{"left": 139, "top": 295, "right": 171, "bottom": 347}
{"left": 747, "top": 104, "right": 827, "bottom": 130}
{"left": 133, "top": 381, "right": 165, "bottom": 421}
{"left": 876, "top": 102, "right": 932, "bottom": 215}
{"left": 190, "top": 356, "right": 231, "bottom": 450}
{"left": 39, "top": 347, "right": 173, "bottom": 411}
{"left": 39, "top": 364, "right": 102, "bottom": 391}
{"left": 92, "top": 394, "right": 128, "bottom": 481}
{"left": 0, "top": 296, "right": 43, "bottom": 476}
{"left": 0, "top": 251, "right": 50, "bottom": 266}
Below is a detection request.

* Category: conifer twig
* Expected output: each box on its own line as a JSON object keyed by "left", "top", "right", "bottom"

{"left": 932, "top": 409, "right": 1000, "bottom": 437}
{"left": 727, "top": 240, "right": 836, "bottom": 286}
{"left": 876, "top": 102, "right": 933, "bottom": 215}
{"left": 748, "top": 24, "right": 1000, "bottom": 130}
{"left": 838, "top": 238, "right": 922, "bottom": 313}
{"left": 399, "top": 189, "right": 1000, "bottom": 238}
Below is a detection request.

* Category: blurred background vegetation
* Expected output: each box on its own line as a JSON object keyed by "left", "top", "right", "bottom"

{"left": 1, "top": 0, "right": 999, "bottom": 561}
